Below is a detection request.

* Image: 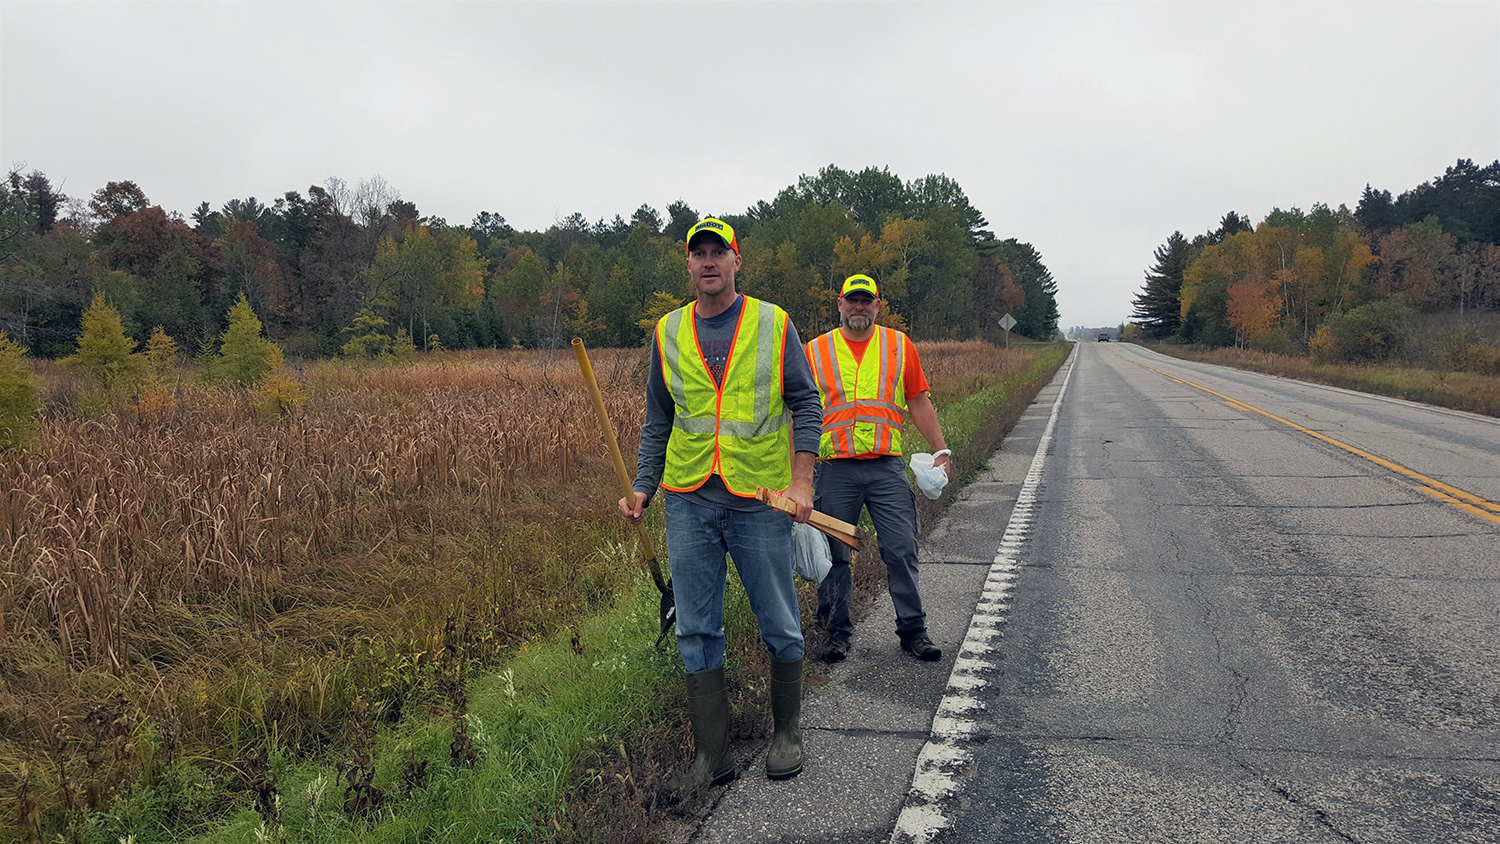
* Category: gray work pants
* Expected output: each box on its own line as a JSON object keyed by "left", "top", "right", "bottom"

{"left": 814, "top": 455, "right": 927, "bottom": 645}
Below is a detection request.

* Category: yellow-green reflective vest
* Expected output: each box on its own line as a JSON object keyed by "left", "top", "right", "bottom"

{"left": 657, "top": 295, "right": 791, "bottom": 497}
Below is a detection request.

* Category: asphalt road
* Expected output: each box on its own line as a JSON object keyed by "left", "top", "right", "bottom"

{"left": 683, "top": 341, "right": 1500, "bottom": 844}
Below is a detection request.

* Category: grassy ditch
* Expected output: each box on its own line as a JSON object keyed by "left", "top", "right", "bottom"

{"left": 189, "top": 569, "right": 683, "bottom": 844}
{"left": 1141, "top": 344, "right": 1500, "bottom": 419}
{"left": 1, "top": 341, "right": 1069, "bottom": 844}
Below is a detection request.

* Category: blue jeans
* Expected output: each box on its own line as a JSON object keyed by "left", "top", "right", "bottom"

{"left": 663, "top": 494, "right": 805, "bottom": 672}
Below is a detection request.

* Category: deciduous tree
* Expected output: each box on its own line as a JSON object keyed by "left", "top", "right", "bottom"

{"left": 89, "top": 181, "right": 150, "bottom": 225}
{"left": 1227, "top": 276, "right": 1281, "bottom": 347}
{"left": 220, "top": 221, "right": 290, "bottom": 330}
{"left": 740, "top": 239, "right": 829, "bottom": 334}
{"left": 1372, "top": 218, "right": 1459, "bottom": 311}
{"left": 365, "top": 224, "right": 486, "bottom": 348}
{"left": 636, "top": 290, "right": 685, "bottom": 335}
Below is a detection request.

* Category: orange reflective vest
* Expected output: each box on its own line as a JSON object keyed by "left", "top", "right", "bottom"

{"left": 805, "top": 326, "right": 908, "bottom": 458}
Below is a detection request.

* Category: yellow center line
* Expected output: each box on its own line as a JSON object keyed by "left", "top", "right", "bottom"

{"left": 1129, "top": 358, "right": 1500, "bottom": 526}
{"left": 1415, "top": 485, "right": 1500, "bottom": 523}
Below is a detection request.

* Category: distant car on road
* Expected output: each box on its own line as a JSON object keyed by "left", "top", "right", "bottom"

{"left": 1097, "top": 333, "right": 1110, "bottom": 342}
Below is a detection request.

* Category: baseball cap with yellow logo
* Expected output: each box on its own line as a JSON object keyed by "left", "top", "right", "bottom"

{"left": 686, "top": 218, "right": 739, "bottom": 256}
{"left": 840, "top": 274, "right": 880, "bottom": 299}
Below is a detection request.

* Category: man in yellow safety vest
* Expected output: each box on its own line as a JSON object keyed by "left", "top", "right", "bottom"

{"left": 619, "top": 218, "right": 824, "bottom": 789}
{"left": 805, "top": 274, "right": 951, "bottom": 664}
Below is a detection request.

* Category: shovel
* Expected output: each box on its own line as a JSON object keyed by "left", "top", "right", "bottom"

{"left": 572, "top": 338, "right": 676, "bottom": 645}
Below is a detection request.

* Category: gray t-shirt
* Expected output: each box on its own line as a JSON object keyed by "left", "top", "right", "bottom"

{"left": 633, "top": 294, "right": 823, "bottom": 513}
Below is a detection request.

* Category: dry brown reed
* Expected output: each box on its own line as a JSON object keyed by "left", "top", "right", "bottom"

{"left": 0, "top": 346, "right": 651, "bottom": 829}
{"left": 913, "top": 340, "right": 1043, "bottom": 403}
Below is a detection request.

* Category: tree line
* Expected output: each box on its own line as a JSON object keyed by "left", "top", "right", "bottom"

{"left": 0, "top": 165, "right": 1060, "bottom": 361}
{"left": 1131, "top": 159, "right": 1500, "bottom": 359}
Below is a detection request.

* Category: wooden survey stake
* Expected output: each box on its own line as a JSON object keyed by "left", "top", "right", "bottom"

{"left": 756, "top": 487, "right": 865, "bottom": 551}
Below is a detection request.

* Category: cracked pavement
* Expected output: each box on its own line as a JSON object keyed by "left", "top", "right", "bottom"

{"left": 680, "top": 343, "right": 1500, "bottom": 843}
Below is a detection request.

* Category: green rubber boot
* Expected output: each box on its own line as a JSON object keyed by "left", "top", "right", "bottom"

{"left": 766, "top": 657, "right": 803, "bottom": 780}
{"left": 667, "top": 665, "right": 735, "bottom": 796}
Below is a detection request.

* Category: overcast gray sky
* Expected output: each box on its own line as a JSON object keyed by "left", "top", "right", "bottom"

{"left": 3, "top": 0, "right": 1496, "bottom": 330}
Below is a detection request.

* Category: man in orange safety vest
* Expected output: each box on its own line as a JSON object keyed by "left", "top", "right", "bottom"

{"left": 804, "top": 274, "right": 951, "bottom": 663}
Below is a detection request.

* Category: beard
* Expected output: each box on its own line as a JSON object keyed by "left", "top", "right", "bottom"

{"left": 842, "top": 313, "right": 874, "bottom": 332}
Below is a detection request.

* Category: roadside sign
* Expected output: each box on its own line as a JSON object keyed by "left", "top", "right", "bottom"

{"left": 998, "top": 313, "right": 1015, "bottom": 372}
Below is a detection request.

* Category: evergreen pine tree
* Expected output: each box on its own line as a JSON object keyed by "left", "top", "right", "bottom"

{"left": 137, "top": 326, "right": 180, "bottom": 413}
{"left": 0, "top": 332, "right": 38, "bottom": 451}
{"left": 63, "top": 294, "right": 148, "bottom": 394}
{"left": 1131, "top": 232, "right": 1191, "bottom": 339}
{"left": 145, "top": 326, "right": 179, "bottom": 378}
{"left": 991, "top": 239, "right": 1059, "bottom": 339}
{"left": 207, "top": 293, "right": 284, "bottom": 386}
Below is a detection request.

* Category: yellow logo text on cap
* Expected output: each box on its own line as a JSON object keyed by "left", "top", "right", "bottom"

{"left": 840, "top": 274, "right": 879, "bottom": 298}
{"left": 686, "top": 218, "right": 739, "bottom": 255}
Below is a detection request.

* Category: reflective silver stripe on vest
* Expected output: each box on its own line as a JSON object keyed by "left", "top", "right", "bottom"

{"left": 823, "top": 400, "right": 857, "bottom": 414}
{"left": 889, "top": 327, "right": 905, "bottom": 401}
{"left": 730, "top": 410, "right": 789, "bottom": 437}
{"left": 661, "top": 299, "right": 788, "bottom": 439}
{"left": 672, "top": 411, "right": 787, "bottom": 437}
{"left": 819, "top": 334, "right": 847, "bottom": 405}
{"left": 661, "top": 307, "right": 688, "bottom": 410}
{"left": 824, "top": 412, "right": 898, "bottom": 429}
{"left": 823, "top": 412, "right": 901, "bottom": 434}
{"left": 754, "top": 300, "right": 777, "bottom": 420}
{"left": 671, "top": 415, "right": 718, "bottom": 434}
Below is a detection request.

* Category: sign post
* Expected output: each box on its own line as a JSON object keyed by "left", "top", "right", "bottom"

{"left": 998, "top": 313, "right": 1016, "bottom": 373}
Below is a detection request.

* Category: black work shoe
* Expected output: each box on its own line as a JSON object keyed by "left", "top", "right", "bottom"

{"left": 824, "top": 639, "right": 850, "bottom": 663}
{"left": 902, "top": 637, "right": 942, "bottom": 662}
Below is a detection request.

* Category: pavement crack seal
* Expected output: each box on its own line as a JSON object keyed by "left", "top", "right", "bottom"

{"left": 1239, "top": 761, "right": 1362, "bottom": 844}
{"left": 815, "top": 726, "right": 933, "bottom": 741}
{"left": 889, "top": 350, "right": 1075, "bottom": 844}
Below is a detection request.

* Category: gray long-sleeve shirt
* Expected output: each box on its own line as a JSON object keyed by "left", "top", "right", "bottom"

{"left": 633, "top": 295, "right": 823, "bottom": 512}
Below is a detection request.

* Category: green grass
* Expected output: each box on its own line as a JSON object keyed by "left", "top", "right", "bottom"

{"left": 114, "top": 570, "right": 684, "bottom": 844}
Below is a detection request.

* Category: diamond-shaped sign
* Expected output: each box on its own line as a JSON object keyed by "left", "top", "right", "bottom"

{"left": 998, "top": 313, "right": 1016, "bottom": 332}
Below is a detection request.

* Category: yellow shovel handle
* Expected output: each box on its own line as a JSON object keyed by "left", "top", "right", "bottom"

{"left": 572, "top": 338, "right": 657, "bottom": 560}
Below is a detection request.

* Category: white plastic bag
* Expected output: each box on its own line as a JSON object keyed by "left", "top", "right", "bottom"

{"left": 791, "top": 521, "right": 832, "bottom": 583}
{"left": 909, "top": 451, "right": 950, "bottom": 500}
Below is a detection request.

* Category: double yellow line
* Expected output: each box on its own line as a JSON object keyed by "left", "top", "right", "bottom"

{"left": 1134, "top": 359, "right": 1500, "bottom": 527}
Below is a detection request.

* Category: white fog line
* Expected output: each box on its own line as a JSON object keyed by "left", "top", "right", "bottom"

{"left": 890, "top": 350, "right": 1075, "bottom": 844}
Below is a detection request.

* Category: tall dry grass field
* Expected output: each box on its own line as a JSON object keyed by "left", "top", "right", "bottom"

{"left": 1, "top": 347, "right": 650, "bottom": 836}
{"left": 0, "top": 339, "right": 1056, "bottom": 841}
{"left": 913, "top": 340, "right": 1044, "bottom": 405}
